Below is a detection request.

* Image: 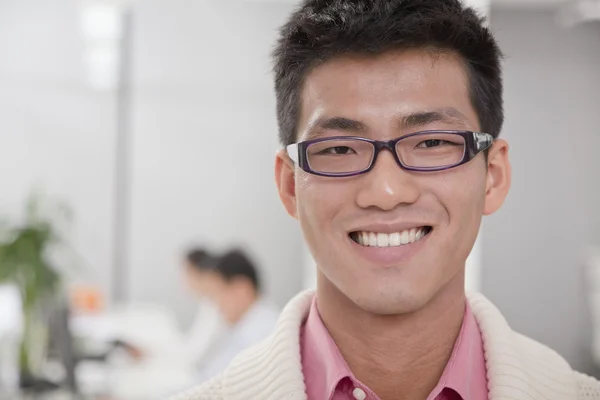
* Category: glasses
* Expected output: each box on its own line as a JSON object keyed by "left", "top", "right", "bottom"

{"left": 286, "top": 130, "right": 494, "bottom": 177}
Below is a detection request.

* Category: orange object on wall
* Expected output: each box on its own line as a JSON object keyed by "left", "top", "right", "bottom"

{"left": 70, "top": 285, "right": 104, "bottom": 314}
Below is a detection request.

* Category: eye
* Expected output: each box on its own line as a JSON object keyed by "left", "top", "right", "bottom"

{"left": 416, "top": 139, "right": 457, "bottom": 148}
{"left": 319, "top": 146, "right": 355, "bottom": 155}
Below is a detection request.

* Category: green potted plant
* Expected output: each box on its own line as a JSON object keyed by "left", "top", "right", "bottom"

{"left": 0, "top": 192, "right": 70, "bottom": 389}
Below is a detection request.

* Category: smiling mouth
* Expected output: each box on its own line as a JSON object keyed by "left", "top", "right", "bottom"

{"left": 349, "top": 226, "right": 433, "bottom": 247}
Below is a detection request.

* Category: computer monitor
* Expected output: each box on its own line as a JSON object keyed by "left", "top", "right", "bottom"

{"left": 47, "top": 297, "right": 78, "bottom": 394}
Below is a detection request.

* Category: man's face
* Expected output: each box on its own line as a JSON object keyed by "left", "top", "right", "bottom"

{"left": 275, "top": 49, "right": 510, "bottom": 315}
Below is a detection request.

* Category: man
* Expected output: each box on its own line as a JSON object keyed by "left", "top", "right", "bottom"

{"left": 173, "top": 1, "right": 600, "bottom": 399}
{"left": 191, "top": 249, "right": 280, "bottom": 381}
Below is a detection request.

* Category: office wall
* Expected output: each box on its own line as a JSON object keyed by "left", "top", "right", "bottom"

{"left": 0, "top": 0, "right": 304, "bottom": 323}
{"left": 127, "top": 0, "right": 304, "bottom": 322}
{"left": 483, "top": 8, "right": 600, "bottom": 372}
{"left": 0, "top": 0, "right": 115, "bottom": 295}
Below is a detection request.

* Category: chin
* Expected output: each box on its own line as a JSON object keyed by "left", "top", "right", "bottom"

{"left": 339, "top": 276, "right": 436, "bottom": 316}
{"left": 356, "top": 291, "right": 430, "bottom": 315}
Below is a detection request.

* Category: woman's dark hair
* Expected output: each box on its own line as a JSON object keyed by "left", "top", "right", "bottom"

{"left": 272, "top": 0, "right": 504, "bottom": 145}
{"left": 185, "top": 248, "right": 218, "bottom": 271}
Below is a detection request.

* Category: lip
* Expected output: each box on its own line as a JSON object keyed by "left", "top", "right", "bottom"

{"left": 348, "top": 228, "right": 432, "bottom": 266}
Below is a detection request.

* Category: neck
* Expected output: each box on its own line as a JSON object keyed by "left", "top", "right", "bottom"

{"left": 316, "top": 273, "right": 466, "bottom": 400}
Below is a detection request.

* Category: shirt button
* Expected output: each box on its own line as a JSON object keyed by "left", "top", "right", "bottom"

{"left": 352, "top": 387, "right": 367, "bottom": 400}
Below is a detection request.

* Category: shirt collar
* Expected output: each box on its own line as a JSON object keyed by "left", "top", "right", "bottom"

{"left": 301, "top": 297, "right": 353, "bottom": 399}
{"left": 427, "top": 299, "right": 488, "bottom": 400}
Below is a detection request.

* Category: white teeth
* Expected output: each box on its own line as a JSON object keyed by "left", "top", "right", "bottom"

{"left": 376, "top": 233, "right": 389, "bottom": 247}
{"left": 400, "top": 230, "right": 409, "bottom": 245}
{"left": 353, "top": 227, "right": 429, "bottom": 247}
{"left": 369, "top": 232, "right": 377, "bottom": 247}
{"left": 389, "top": 232, "right": 401, "bottom": 246}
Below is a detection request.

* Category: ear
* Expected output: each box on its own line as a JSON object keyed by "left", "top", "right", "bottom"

{"left": 483, "top": 139, "right": 511, "bottom": 216}
{"left": 275, "top": 149, "right": 299, "bottom": 219}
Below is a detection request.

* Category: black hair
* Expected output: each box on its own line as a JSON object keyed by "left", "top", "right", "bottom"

{"left": 185, "top": 248, "right": 218, "bottom": 271}
{"left": 214, "top": 249, "right": 261, "bottom": 293}
{"left": 272, "top": 0, "right": 504, "bottom": 146}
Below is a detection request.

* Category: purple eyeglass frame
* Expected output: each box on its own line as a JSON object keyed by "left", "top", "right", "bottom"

{"left": 285, "top": 130, "right": 494, "bottom": 177}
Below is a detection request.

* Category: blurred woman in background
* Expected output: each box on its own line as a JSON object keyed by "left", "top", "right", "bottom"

{"left": 181, "top": 249, "right": 228, "bottom": 369}
{"left": 190, "top": 248, "right": 280, "bottom": 381}
{"left": 113, "top": 247, "right": 279, "bottom": 388}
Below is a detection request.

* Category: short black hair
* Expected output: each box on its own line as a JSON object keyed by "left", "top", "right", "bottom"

{"left": 272, "top": 0, "right": 504, "bottom": 146}
{"left": 215, "top": 249, "right": 261, "bottom": 293}
{"left": 185, "top": 248, "right": 218, "bottom": 271}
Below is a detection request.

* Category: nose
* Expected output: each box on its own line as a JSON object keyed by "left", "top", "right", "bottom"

{"left": 355, "top": 150, "right": 420, "bottom": 211}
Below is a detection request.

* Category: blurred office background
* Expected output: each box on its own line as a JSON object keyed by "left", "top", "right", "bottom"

{"left": 0, "top": 0, "right": 600, "bottom": 398}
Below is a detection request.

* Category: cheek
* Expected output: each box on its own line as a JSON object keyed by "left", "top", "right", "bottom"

{"left": 196, "top": 281, "right": 211, "bottom": 296}
{"left": 214, "top": 290, "right": 229, "bottom": 308}
{"left": 451, "top": 180, "right": 486, "bottom": 217}
{"left": 197, "top": 278, "right": 220, "bottom": 299}
{"left": 296, "top": 175, "right": 356, "bottom": 267}
{"left": 189, "top": 276, "right": 204, "bottom": 293}
{"left": 437, "top": 162, "right": 487, "bottom": 219}
{"left": 431, "top": 166, "right": 487, "bottom": 257}
{"left": 296, "top": 174, "right": 350, "bottom": 226}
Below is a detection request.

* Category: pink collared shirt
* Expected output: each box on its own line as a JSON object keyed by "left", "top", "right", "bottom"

{"left": 300, "top": 297, "right": 488, "bottom": 400}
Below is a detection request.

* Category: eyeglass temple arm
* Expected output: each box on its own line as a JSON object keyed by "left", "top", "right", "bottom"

{"left": 474, "top": 132, "right": 494, "bottom": 152}
{"left": 286, "top": 143, "right": 300, "bottom": 163}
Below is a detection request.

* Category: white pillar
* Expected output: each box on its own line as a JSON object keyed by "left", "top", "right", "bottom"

{"left": 461, "top": 0, "right": 490, "bottom": 293}
{"left": 465, "top": 232, "right": 483, "bottom": 293}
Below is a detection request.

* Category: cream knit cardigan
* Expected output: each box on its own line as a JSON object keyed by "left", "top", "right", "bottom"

{"left": 171, "top": 291, "right": 600, "bottom": 400}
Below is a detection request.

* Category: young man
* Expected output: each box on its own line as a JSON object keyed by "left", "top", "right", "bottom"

{"left": 173, "top": 1, "right": 600, "bottom": 399}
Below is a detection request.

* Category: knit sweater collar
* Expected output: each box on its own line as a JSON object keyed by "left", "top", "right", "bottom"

{"left": 219, "top": 291, "right": 576, "bottom": 400}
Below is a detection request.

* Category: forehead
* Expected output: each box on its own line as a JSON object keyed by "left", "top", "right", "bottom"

{"left": 298, "top": 49, "right": 479, "bottom": 139}
{"left": 189, "top": 269, "right": 222, "bottom": 282}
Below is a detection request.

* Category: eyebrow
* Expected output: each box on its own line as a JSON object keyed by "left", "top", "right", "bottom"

{"left": 401, "top": 108, "right": 470, "bottom": 130}
{"left": 304, "top": 117, "right": 367, "bottom": 140}
{"left": 304, "top": 107, "right": 469, "bottom": 140}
